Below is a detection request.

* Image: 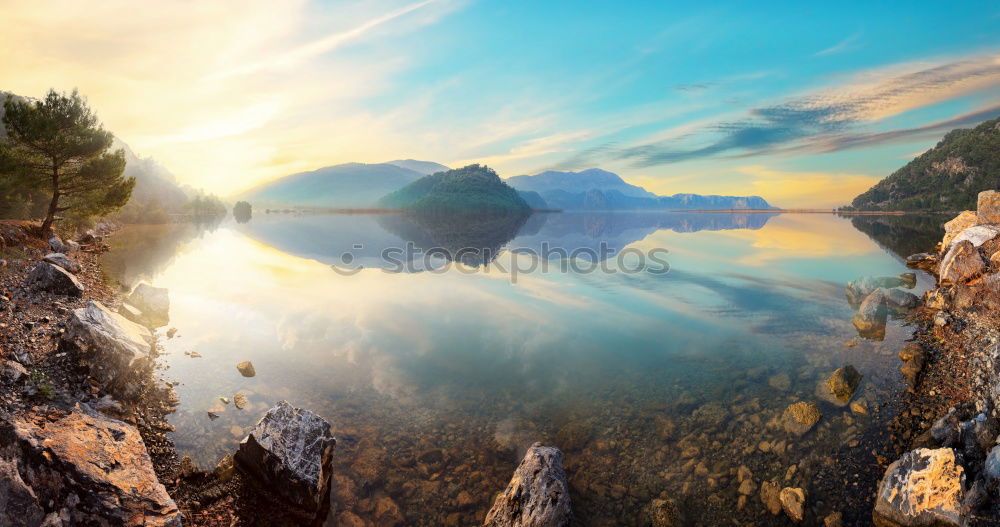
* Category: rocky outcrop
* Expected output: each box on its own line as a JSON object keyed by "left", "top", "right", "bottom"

{"left": 948, "top": 224, "right": 1000, "bottom": 249}
{"left": 234, "top": 400, "right": 336, "bottom": 513}
{"left": 24, "top": 262, "right": 84, "bottom": 297}
{"left": 126, "top": 283, "right": 170, "bottom": 328}
{"left": 873, "top": 448, "right": 965, "bottom": 527}
{"left": 484, "top": 442, "right": 572, "bottom": 527}
{"left": 61, "top": 301, "right": 155, "bottom": 400}
{"left": 42, "top": 252, "right": 81, "bottom": 274}
{"left": 853, "top": 288, "right": 888, "bottom": 339}
{"left": 976, "top": 190, "right": 1000, "bottom": 225}
{"left": 0, "top": 404, "right": 181, "bottom": 526}
{"left": 816, "top": 365, "right": 862, "bottom": 406}
{"left": 939, "top": 240, "right": 985, "bottom": 286}
{"left": 941, "top": 211, "right": 977, "bottom": 249}
{"left": 782, "top": 402, "right": 821, "bottom": 436}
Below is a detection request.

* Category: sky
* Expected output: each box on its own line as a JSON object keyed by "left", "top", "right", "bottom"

{"left": 1, "top": 1, "right": 999, "bottom": 208}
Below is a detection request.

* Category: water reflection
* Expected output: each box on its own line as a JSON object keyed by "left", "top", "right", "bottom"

{"left": 101, "top": 212, "right": 942, "bottom": 526}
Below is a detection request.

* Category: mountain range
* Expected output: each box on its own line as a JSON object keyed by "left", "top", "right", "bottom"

{"left": 846, "top": 116, "right": 1000, "bottom": 211}
{"left": 242, "top": 162, "right": 776, "bottom": 211}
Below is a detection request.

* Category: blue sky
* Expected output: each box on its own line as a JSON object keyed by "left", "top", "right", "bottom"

{"left": 3, "top": 1, "right": 998, "bottom": 206}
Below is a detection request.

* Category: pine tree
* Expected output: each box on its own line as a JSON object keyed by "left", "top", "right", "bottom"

{"left": 1, "top": 90, "right": 134, "bottom": 234}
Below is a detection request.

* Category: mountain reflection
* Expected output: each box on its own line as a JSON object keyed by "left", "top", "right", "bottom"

{"left": 236, "top": 211, "right": 780, "bottom": 270}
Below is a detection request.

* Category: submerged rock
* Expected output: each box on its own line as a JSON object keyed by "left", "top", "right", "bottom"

{"left": 816, "top": 365, "right": 862, "bottom": 406}
{"left": 873, "top": 448, "right": 965, "bottom": 527}
{"left": 0, "top": 403, "right": 181, "bottom": 526}
{"left": 852, "top": 288, "right": 888, "bottom": 340}
{"left": 237, "top": 360, "right": 256, "bottom": 377}
{"left": 62, "top": 301, "right": 155, "bottom": 400}
{"left": 782, "top": 402, "right": 821, "bottom": 436}
{"left": 234, "top": 393, "right": 249, "bottom": 409}
{"left": 899, "top": 272, "right": 917, "bottom": 289}
{"left": 780, "top": 487, "right": 806, "bottom": 522}
{"left": 760, "top": 480, "right": 782, "bottom": 515}
{"left": 939, "top": 240, "right": 985, "bottom": 286}
{"left": 24, "top": 262, "right": 84, "bottom": 297}
{"left": 648, "top": 498, "right": 683, "bottom": 526}
{"left": 127, "top": 283, "right": 170, "bottom": 327}
{"left": 235, "top": 400, "right": 337, "bottom": 512}
{"left": 977, "top": 190, "right": 1000, "bottom": 225}
{"left": 484, "top": 442, "right": 571, "bottom": 527}
{"left": 42, "top": 252, "right": 81, "bottom": 274}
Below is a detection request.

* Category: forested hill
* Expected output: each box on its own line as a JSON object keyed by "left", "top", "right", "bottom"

{"left": 846, "top": 117, "right": 1000, "bottom": 211}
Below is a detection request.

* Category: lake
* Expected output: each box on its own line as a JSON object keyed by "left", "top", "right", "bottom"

{"left": 101, "top": 211, "right": 944, "bottom": 526}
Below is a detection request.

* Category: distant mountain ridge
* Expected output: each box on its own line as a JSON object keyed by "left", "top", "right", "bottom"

{"left": 239, "top": 159, "right": 775, "bottom": 211}
{"left": 507, "top": 168, "right": 775, "bottom": 211}
{"left": 846, "top": 117, "right": 1000, "bottom": 211}
{"left": 241, "top": 162, "right": 430, "bottom": 208}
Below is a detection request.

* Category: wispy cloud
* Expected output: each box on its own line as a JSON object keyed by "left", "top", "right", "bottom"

{"left": 815, "top": 32, "right": 864, "bottom": 56}
{"left": 590, "top": 53, "right": 1000, "bottom": 168}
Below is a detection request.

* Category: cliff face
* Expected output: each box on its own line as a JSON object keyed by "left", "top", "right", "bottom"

{"left": 848, "top": 117, "right": 1000, "bottom": 211}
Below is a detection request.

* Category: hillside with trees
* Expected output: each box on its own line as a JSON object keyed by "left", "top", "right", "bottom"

{"left": 379, "top": 164, "right": 531, "bottom": 215}
{"left": 845, "top": 117, "right": 1000, "bottom": 211}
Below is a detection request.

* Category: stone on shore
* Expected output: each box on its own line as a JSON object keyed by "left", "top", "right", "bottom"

{"left": 782, "top": 402, "right": 821, "bottom": 436}
{"left": 939, "top": 240, "right": 985, "bottom": 286}
{"left": 24, "top": 262, "right": 84, "bottom": 297}
{"left": 234, "top": 400, "right": 337, "bottom": 512}
{"left": 47, "top": 235, "right": 69, "bottom": 253}
{"left": 887, "top": 288, "right": 920, "bottom": 311}
{"left": 42, "top": 252, "right": 81, "bottom": 274}
{"left": 873, "top": 448, "right": 965, "bottom": 527}
{"left": 0, "top": 403, "right": 181, "bottom": 526}
{"left": 941, "top": 211, "right": 977, "bottom": 249}
{"left": 899, "top": 344, "right": 927, "bottom": 391}
{"left": 1, "top": 360, "right": 28, "bottom": 385}
{"left": 484, "top": 442, "right": 572, "bottom": 527}
{"left": 127, "top": 283, "right": 170, "bottom": 327}
{"left": 905, "top": 253, "right": 938, "bottom": 271}
{"left": 976, "top": 190, "right": 1000, "bottom": 225}
{"left": 816, "top": 365, "right": 862, "bottom": 406}
{"left": 779, "top": 487, "right": 806, "bottom": 522}
{"left": 852, "top": 288, "right": 888, "bottom": 340}
{"left": 62, "top": 301, "right": 155, "bottom": 399}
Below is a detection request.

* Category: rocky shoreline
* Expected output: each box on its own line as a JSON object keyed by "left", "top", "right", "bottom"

{"left": 873, "top": 191, "right": 1000, "bottom": 526}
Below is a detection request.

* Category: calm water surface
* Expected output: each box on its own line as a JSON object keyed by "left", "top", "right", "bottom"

{"left": 102, "top": 212, "right": 943, "bottom": 526}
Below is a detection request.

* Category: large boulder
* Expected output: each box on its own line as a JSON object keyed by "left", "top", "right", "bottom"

{"left": 939, "top": 240, "right": 985, "bottom": 286}
{"left": 235, "top": 401, "right": 337, "bottom": 512}
{"left": 949, "top": 224, "right": 1000, "bottom": 250}
{"left": 816, "top": 365, "right": 862, "bottom": 406}
{"left": 62, "top": 301, "right": 155, "bottom": 399}
{"left": 976, "top": 190, "right": 1000, "bottom": 225}
{"left": 126, "top": 283, "right": 170, "bottom": 328}
{"left": 42, "top": 252, "right": 81, "bottom": 274}
{"left": 0, "top": 404, "right": 181, "bottom": 526}
{"left": 873, "top": 448, "right": 965, "bottom": 527}
{"left": 942, "top": 211, "right": 978, "bottom": 249}
{"left": 484, "top": 442, "right": 572, "bottom": 527}
{"left": 852, "top": 288, "right": 888, "bottom": 340}
{"left": 24, "top": 262, "right": 84, "bottom": 297}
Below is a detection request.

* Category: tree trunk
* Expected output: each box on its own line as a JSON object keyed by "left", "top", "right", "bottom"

{"left": 40, "top": 165, "right": 60, "bottom": 235}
